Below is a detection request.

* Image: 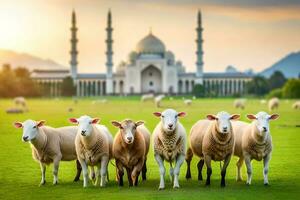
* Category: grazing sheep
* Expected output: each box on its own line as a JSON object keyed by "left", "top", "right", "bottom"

{"left": 141, "top": 93, "right": 154, "bottom": 102}
{"left": 14, "top": 96, "right": 27, "bottom": 107}
{"left": 268, "top": 97, "right": 279, "bottom": 111}
{"left": 111, "top": 119, "right": 150, "bottom": 186}
{"left": 185, "top": 111, "right": 240, "bottom": 187}
{"left": 234, "top": 99, "right": 246, "bottom": 109}
{"left": 69, "top": 115, "right": 113, "bottom": 188}
{"left": 232, "top": 112, "right": 279, "bottom": 185}
{"left": 292, "top": 101, "right": 300, "bottom": 109}
{"left": 153, "top": 109, "right": 187, "bottom": 189}
{"left": 14, "top": 120, "right": 81, "bottom": 185}
{"left": 184, "top": 99, "right": 192, "bottom": 106}
{"left": 155, "top": 95, "right": 165, "bottom": 108}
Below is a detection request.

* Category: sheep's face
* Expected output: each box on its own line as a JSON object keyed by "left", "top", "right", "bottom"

{"left": 112, "top": 120, "right": 144, "bottom": 144}
{"left": 154, "top": 109, "right": 186, "bottom": 134}
{"left": 14, "top": 120, "right": 45, "bottom": 142}
{"left": 247, "top": 112, "right": 279, "bottom": 136}
{"left": 207, "top": 111, "right": 240, "bottom": 134}
{"left": 69, "top": 115, "right": 99, "bottom": 137}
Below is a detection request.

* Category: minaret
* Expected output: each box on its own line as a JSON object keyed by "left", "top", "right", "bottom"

{"left": 196, "top": 10, "right": 203, "bottom": 84}
{"left": 105, "top": 9, "right": 113, "bottom": 94}
{"left": 70, "top": 10, "right": 78, "bottom": 80}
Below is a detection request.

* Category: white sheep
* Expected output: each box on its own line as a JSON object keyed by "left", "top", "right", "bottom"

{"left": 232, "top": 112, "right": 279, "bottom": 185}
{"left": 184, "top": 99, "right": 192, "bottom": 106}
{"left": 14, "top": 120, "right": 81, "bottom": 185}
{"left": 152, "top": 109, "right": 187, "bottom": 189}
{"left": 268, "top": 97, "right": 279, "bottom": 111}
{"left": 14, "top": 96, "right": 27, "bottom": 107}
{"left": 292, "top": 101, "right": 300, "bottom": 109}
{"left": 234, "top": 98, "right": 246, "bottom": 109}
{"left": 69, "top": 115, "right": 113, "bottom": 188}
{"left": 141, "top": 93, "right": 154, "bottom": 102}
{"left": 155, "top": 94, "right": 165, "bottom": 108}
{"left": 185, "top": 111, "right": 240, "bottom": 187}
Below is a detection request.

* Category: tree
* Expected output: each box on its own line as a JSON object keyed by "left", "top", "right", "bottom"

{"left": 282, "top": 79, "right": 300, "bottom": 98}
{"left": 246, "top": 76, "right": 269, "bottom": 96}
{"left": 269, "top": 71, "right": 286, "bottom": 90}
{"left": 192, "top": 84, "right": 205, "bottom": 97}
{"left": 61, "top": 76, "right": 76, "bottom": 96}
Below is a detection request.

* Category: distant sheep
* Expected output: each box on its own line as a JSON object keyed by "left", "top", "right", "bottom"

{"left": 234, "top": 99, "right": 246, "bottom": 109}
{"left": 268, "top": 97, "right": 279, "bottom": 111}
{"left": 141, "top": 94, "right": 154, "bottom": 102}
{"left": 153, "top": 109, "right": 187, "bottom": 189}
{"left": 14, "top": 120, "right": 81, "bottom": 185}
{"left": 112, "top": 119, "right": 150, "bottom": 186}
{"left": 14, "top": 97, "right": 27, "bottom": 107}
{"left": 154, "top": 95, "right": 165, "bottom": 108}
{"left": 292, "top": 101, "right": 300, "bottom": 109}
{"left": 232, "top": 112, "right": 279, "bottom": 185}
{"left": 185, "top": 111, "right": 240, "bottom": 187}
{"left": 184, "top": 99, "right": 192, "bottom": 106}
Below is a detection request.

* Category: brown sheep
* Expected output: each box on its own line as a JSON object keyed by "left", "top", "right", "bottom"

{"left": 112, "top": 119, "right": 150, "bottom": 186}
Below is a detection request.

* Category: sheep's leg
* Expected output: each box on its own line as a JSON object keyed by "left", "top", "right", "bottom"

{"left": 73, "top": 160, "right": 82, "bottom": 182}
{"left": 204, "top": 155, "right": 212, "bottom": 186}
{"left": 173, "top": 154, "right": 185, "bottom": 188}
{"left": 197, "top": 159, "right": 205, "bottom": 181}
{"left": 116, "top": 160, "right": 124, "bottom": 186}
{"left": 126, "top": 168, "right": 133, "bottom": 186}
{"left": 100, "top": 156, "right": 109, "bottom": 187}
{"left": 221, "top": 154, "right": 231, "bottom": 187}
{"left": 132, "top": 158, "right": 144, "bottom": 186}
{"left": 236, "top": 157, "right": 244, "bottom": 181}
{"left": 39, "top": 162, "right": 46, "bottom": 186}
{"left": 155, "top": 154, "right": 165, "bottom": 190}
{"left": 52, "top": 156, "right": 61, "bottom": 185}
{"left": 263, "top": 154, "right": 271, "bottom": 186}
{"left": 94, "top": 164, "right": 101, "bottom": 186}
{"left": 142, "top": 158, "right": 147, "bottom": 181}
{"left": 185, "top": 147, "right": 193, "bottom": 179}
{"left": 80, "top": 160, "right": 89, "bottom": 188}
{"left": 244, "top": 155, "right": 252, "bottom": 185}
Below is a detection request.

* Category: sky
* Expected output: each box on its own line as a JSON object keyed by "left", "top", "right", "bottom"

{"left": 0, "top": 0, "right": 299, "bottom": 73}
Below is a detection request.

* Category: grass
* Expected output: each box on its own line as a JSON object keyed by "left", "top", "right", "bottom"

{"left": 0, "top": 97, "right": 299, "bottom": 200}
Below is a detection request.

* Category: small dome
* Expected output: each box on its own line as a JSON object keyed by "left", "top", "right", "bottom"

{"left": 128, "top": 51, "right": 138, "bottom": 63}
{"left": 136, "top": 32, "right": 166, "bottom": 54}
{"left": 165, "top": 51, "right": 175, "bottom": 65}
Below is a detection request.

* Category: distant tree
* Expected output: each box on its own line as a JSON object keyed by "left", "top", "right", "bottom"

{"left": 267, "top": 88, "right": 283, "bottom": 99}
{"left": 246, "top": 76, "right": 270, "bottom": 96}
{"left": 268, "top": 71, "right": 286, "bottom": 90}
{"left": 192, "top": 84, "right": 205, "bottom": 97}
{"left": 61, "top": 76, "right": 76, "bottom": 96}
{"left": 282, "top": 79, "right": 300, "bottom": 98}
{"left": 0, "top": 64, "right": 18, "bottom": 97}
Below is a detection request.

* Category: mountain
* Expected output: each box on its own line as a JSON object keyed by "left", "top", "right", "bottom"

{"left": 0, "top": 49, "right": 67, "bottom": 71}
{"left": 260, "top": 51, "right": 300, "bottom": 78}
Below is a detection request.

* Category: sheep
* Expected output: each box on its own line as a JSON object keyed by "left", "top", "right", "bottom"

{"left": 268, "top": 97, "right": 279, "bottom": 111}
{"left": 69, "top": 115, "right": 113, "bottom": 188}
{"left": 232, "top": 112, "right": 279, "bottom": 185}
{"left": 185, "top": 111, "right": 240, "bottom": 187}
{"left": 234, "top": 99, "right": 246, "bottom": 109}
{"left": 184, "top": 99, "right": 192, "bottom": 106}
{"left": 111, "top": 119, "right": 150, "bottom": 186}
{"left": 141, "top": 93, "right": 154, "bottom": 102}
{"left": 154, "top": 95, "right": 165, "bottom": 108}
{"left": 14, "top": 96, "right": 27, "bottom": 107}
{"left": 152, "top": 109, "right": 187, "bottom": 189}
{"left": 292, "top": 101, "right": 300, "bottom": 109}
{"left": 13, "top": 120, "right": 82, "bottom": 185}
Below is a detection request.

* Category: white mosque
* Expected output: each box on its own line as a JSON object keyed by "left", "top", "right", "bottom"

{"left": 31, "top": 10, "right": 252, "bottom": 96}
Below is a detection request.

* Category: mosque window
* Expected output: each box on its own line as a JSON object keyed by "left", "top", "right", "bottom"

{"left": 149, "top": 81, "right": 153, "bottom": 86}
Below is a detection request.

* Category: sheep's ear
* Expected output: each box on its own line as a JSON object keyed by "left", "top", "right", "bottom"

{"left": 69, "top": 118, "right": 78, "bottom": 124}
{"left": 230, "top": 114, "right": 240, "bottom": 120}
{"left": 153, "top": 112, "right": 161, "bottom": 117}
{"left": 246, "top": 114, "right": 257, "bottom": 120}
{"left": 36, "top": 120, "right": 46, "bottom": 127}
{"left": 269, "top": 114, "right": 279, "bottom": 120}
{"left": 135, "top": 121, "right": 144, "bottom": 127}
{"left": 206, "top": 114, "right": 217, "bottom": 120}
{"left": 178, "top": 112, "right": 186, "bottom": 117}
{"left": 14, "top": 122, "right": 23, "bottom": 128}
{"left": 111, "top": 121, "right": 122, "bottom": 128}
{"left": 91, "top": 118, "right": 100, "bottom": 124}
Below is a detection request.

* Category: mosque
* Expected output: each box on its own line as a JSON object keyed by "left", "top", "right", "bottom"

{"left": 31, "top": 10, "right": 252, "bottom": 96}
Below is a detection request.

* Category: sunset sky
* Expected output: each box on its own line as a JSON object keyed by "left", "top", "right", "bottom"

{"left": 0, "top": 0, "right": 299, "bottom": 73}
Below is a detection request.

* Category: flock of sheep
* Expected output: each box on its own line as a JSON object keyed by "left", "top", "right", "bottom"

{"left": 14, "top": 106, "right": 281, "bottom": 189}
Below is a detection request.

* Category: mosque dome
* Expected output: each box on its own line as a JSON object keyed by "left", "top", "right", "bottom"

{"left": 136, "top": 32, "right": 166, "bottom": 54}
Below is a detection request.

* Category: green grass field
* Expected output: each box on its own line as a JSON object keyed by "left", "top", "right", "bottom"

{"left": 0, "top": 97, "right": 299, "bottom": 200}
